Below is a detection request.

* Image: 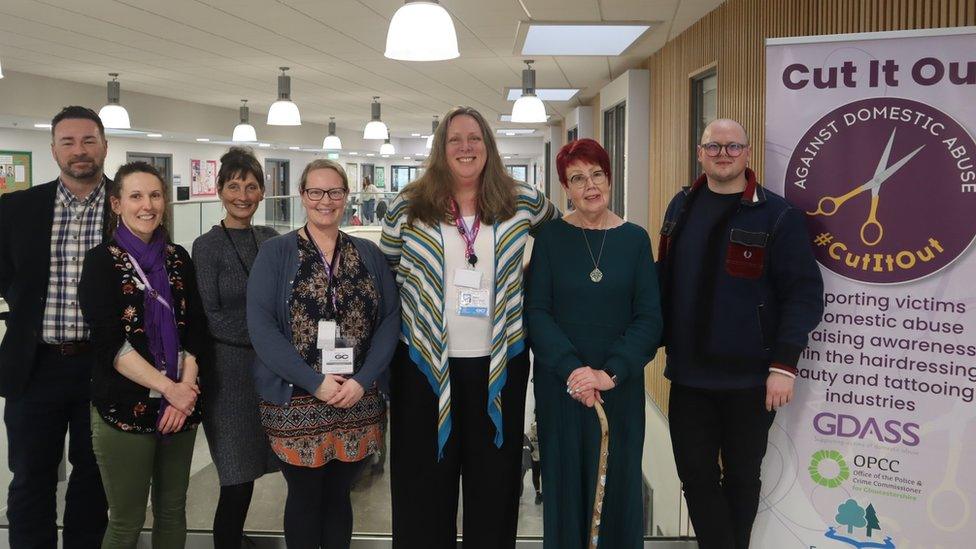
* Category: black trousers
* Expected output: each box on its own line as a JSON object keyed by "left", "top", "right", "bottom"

{"left": 668, "top": 383, "right": 775, "bottom": 549}
{"left": 278, "top": 458, "right": 366, "bottom": 549}
{"left": 4, "top": 346, "right": 107, "bottom": 548}
{"left": 390, "top": 343, "right": 529, "bottom": 549}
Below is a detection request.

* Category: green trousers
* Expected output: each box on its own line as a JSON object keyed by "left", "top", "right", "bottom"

{"left": 90, "top": 408, "right": 196, "bottom": 549}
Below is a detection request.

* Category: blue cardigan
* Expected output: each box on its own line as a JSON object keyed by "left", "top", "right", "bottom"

{"left": 247, "top": 230, "right": 400, "bottom": 405}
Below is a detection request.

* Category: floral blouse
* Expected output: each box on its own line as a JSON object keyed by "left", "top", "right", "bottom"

{"left": 78, "top": 239, "right": 208, "bottom": 433}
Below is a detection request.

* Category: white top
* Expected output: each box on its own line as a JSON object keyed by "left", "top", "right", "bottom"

{"left": 442, "top": 215, "right": 495, "bottom": 358}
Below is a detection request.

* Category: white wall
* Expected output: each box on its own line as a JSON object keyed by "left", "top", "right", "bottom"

{"left": 599, "top": 69, "right": 650, "bottom": 229}
{"left": 643, "top": 395, "right": 690, "bottom": 537}
{"left": 566, "top": 106, "right": 594, "bottom": 140}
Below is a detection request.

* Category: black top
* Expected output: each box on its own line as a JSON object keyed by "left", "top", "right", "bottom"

{"left": 79, "top": 239, "right": 208, "bottom": 433}
{"left": 289, "top": 234, "right": 379, "bottom": 395}
{"left": 665, "top": 186, "right": 766, "bottom": 389}
{"left": 0, "top": 177, "right": 113, "bottom": 398}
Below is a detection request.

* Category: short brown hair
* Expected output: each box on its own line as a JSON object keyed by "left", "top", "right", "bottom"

{"left": 217, "top": 146, "right": 264, "bottom": 191}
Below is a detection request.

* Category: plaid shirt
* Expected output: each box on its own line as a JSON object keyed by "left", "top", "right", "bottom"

{"left": 42, "top": 178, "right": 106, "bottom": 343}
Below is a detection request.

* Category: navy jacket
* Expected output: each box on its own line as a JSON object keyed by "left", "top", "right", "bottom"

{"left": 0, "top": 177, "right": 113, "bottom": 398}
{"left": 657, "top": 168, "right": 824, "bottom": 375}
{"left": 246, "top": 230, "right": 400, "bottom": 405}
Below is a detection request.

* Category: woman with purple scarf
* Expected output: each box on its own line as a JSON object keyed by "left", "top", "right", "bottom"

{"left": 79, "top": 161, "right": 208, "bottom": 548}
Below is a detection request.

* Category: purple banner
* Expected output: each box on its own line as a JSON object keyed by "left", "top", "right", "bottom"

{"left": 759, "top": 27, "right": 976, "bottom": 548}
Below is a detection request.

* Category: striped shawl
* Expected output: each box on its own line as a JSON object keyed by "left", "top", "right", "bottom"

{"left": 379, "top": 182, "right": 557, "bottom": 457}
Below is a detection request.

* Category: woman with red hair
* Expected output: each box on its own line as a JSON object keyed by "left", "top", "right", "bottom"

{"left": 526, "top": 138, "right": 662, "bottom": 548}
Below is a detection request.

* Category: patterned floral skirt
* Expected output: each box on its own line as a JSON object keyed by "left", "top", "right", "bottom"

{"left": 260, "top": 389, "right": 386, "bottom": 468}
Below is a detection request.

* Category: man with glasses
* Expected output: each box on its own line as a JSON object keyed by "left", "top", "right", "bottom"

{"left": 656, "top": 119, "right": 823, "bottom": 549}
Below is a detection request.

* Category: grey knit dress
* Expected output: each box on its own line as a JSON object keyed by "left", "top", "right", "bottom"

{"left": 192, "top": 224, "right": 280, "bottom": 486}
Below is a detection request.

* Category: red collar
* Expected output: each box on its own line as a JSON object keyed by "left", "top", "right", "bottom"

{"left": 690, "top": 168, "right": 760, "bottom": 204}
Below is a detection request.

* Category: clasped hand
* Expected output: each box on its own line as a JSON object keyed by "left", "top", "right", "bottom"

{"left": 566, "top": 366, "right": 615, "bottom": 408}
{"left": 315, "top": 375, "right": 365, "bottom": 408}
{"left": 160, "top": 380, "right": 200, "bottom": 434}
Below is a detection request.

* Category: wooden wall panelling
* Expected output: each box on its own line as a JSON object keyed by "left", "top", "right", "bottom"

{"left": 642, "top": 0, "right": 975, "bottom": 412}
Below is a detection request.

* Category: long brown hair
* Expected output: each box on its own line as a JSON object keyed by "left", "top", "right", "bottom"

{"left": 404, "top": 106, "right": 517, "bottom": 226}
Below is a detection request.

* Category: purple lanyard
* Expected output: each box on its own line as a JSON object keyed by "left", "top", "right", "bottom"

{"left": 129, "top": 255, "right": 173, "bottom": 313}
{"left": 449, "top": 200, "right": 480, "bottom": 267}
{"left": 304, "top": 226, "right": 340, "bottom": 311}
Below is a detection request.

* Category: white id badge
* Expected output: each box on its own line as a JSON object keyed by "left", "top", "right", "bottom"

{"left": 454, "top": 268, "right": 482, "bottom": 289}
{"left": 322, "top": 347, "right": 355, "bottom": 375}
{"left": 457, "top": 288, "right": 490, "bottom": 317}
{"left": 317, "top": 320, "right": 338, "bottom": 350}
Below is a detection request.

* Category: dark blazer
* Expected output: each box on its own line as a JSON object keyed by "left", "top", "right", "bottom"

{"left": 0, "top": 176, "right": 113, "bottom": 398}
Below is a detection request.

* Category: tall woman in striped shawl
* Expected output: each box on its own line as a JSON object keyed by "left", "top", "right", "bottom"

{"left": 380, "top": 106, "right": 558, "bottom": 548}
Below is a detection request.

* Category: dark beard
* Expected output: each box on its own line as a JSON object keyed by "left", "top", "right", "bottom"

{"left": 62, "top": 160, "right": 101, "bottom": 180}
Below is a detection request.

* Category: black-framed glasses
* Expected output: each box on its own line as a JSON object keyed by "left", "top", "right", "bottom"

{"left": 303, "top": 187, "right": 347, "bottom": 201}
{"left": 699, "top": 142, "right": 748, "bottom": 158}
{"left": 567, "top": 170, "right": 608, "bottom": 188}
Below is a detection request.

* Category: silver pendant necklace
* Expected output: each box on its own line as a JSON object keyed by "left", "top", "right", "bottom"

{"left": 580, "top": 215, "right": 609, "bottom": 283}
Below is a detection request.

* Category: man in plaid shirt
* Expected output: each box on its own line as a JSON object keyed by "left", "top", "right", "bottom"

{"left": 0, "top": 106, "right": 112, "bottom": 547}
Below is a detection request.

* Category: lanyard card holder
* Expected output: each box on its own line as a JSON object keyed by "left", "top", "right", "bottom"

{"left": 319, "top": 319, "right": 354, "bottom": 375}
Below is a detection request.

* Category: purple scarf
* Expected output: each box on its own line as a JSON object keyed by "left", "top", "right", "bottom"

{"left": 115, "top": 223, "right": 180, "bottom": 426}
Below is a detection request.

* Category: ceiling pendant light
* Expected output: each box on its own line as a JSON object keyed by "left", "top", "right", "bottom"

{"left": 323, "top": 117, "right": 342, "bottom": 150}
{"left": 363, "top": 96, "right": 389, "bottom": 140}
{"left": 510, "top": 60, "right": 547, "bottom": 123}
{"left": 385, "top": 1, "right": 460, "bottom": 61}
{"left": 426, "top": 115, "right": 439, "bottom": 149}
{"left": 232, "top": 99, "right": 257, "bottom": 142}
{"left": 380, "top": 135, "right": 396, "bottom": 156}
{"left": 267, "top": 67, "right": 301, "bottom": 126}
{"left": 98, "top": 73, "right": 131, "bottom": 129}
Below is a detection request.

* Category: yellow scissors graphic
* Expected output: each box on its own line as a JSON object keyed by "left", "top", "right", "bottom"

{"left": 807, "top": 128, "right": 925, "bottom": 246}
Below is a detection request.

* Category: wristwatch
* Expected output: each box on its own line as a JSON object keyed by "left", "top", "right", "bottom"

{"left": 604, "top": 368, "right": 618, "bottom": 387}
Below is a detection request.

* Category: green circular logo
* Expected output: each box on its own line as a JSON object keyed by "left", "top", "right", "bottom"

{"left": 809, "top": 449, "right": 849, "bottom": 488}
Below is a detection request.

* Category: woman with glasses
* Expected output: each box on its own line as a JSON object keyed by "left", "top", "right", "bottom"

{"left": 380, "top": 106, "right": 558, "bottom": 548}
{"left": 191, "top": 147, "right": 278, "bottom": 548}
{"left": 526, "top": 138, "right": 662, "bottom": 548}
{"left": 247, "top": 159, "right": 399, "bottom": 548}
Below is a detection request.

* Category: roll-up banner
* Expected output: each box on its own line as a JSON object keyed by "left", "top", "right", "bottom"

{"left": 757, "top": 27, "right": 976, "bottom": 548}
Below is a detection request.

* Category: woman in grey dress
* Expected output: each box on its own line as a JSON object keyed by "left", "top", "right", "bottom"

{"left": 191, "top": 147, "right": 278, "bottom": 548}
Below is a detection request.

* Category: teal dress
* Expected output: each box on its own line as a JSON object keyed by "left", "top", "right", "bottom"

{"left": 526, "top": 218, "right": 662, "bottom": 549}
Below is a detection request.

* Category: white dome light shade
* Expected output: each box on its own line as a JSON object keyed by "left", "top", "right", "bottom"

{"left": 323, "top": 135, "right": 342, "bottom": 150}
{"left": 380, "top": 141, "right": 395, "bottom": 155}
{"left": 511, "top": 95, "right": 547, "bottom": 123}
{"left": 267, "top": 67, "right": 301, "bottom": 126}
{"left": 232, "top": 123, "right": 257, "bottom": 142}
{"left": 99, "top": 74, "right": 130, "bottom": 129}
{"left": 267, "top": 100, "right": 301, "bottom": 126}
{"left": 385, "top": 2, "right": 460, "bottom": 61}
{"left": 232, "top": 100, "right": 257, "bottom": 142}
{"left": 98, "top": 104, "right": 131, "bottom": 130}
{"left": 364, "top": 121, "right": 389, "bottom": 140}
{"left": 323, "top": 117, "right": 342, "bottom": 150}
{"left": 510, "top": 60, "right": 547, "bottom": 123}
{"left": 363, "top": 97, "right": 389, "bottom": 139}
